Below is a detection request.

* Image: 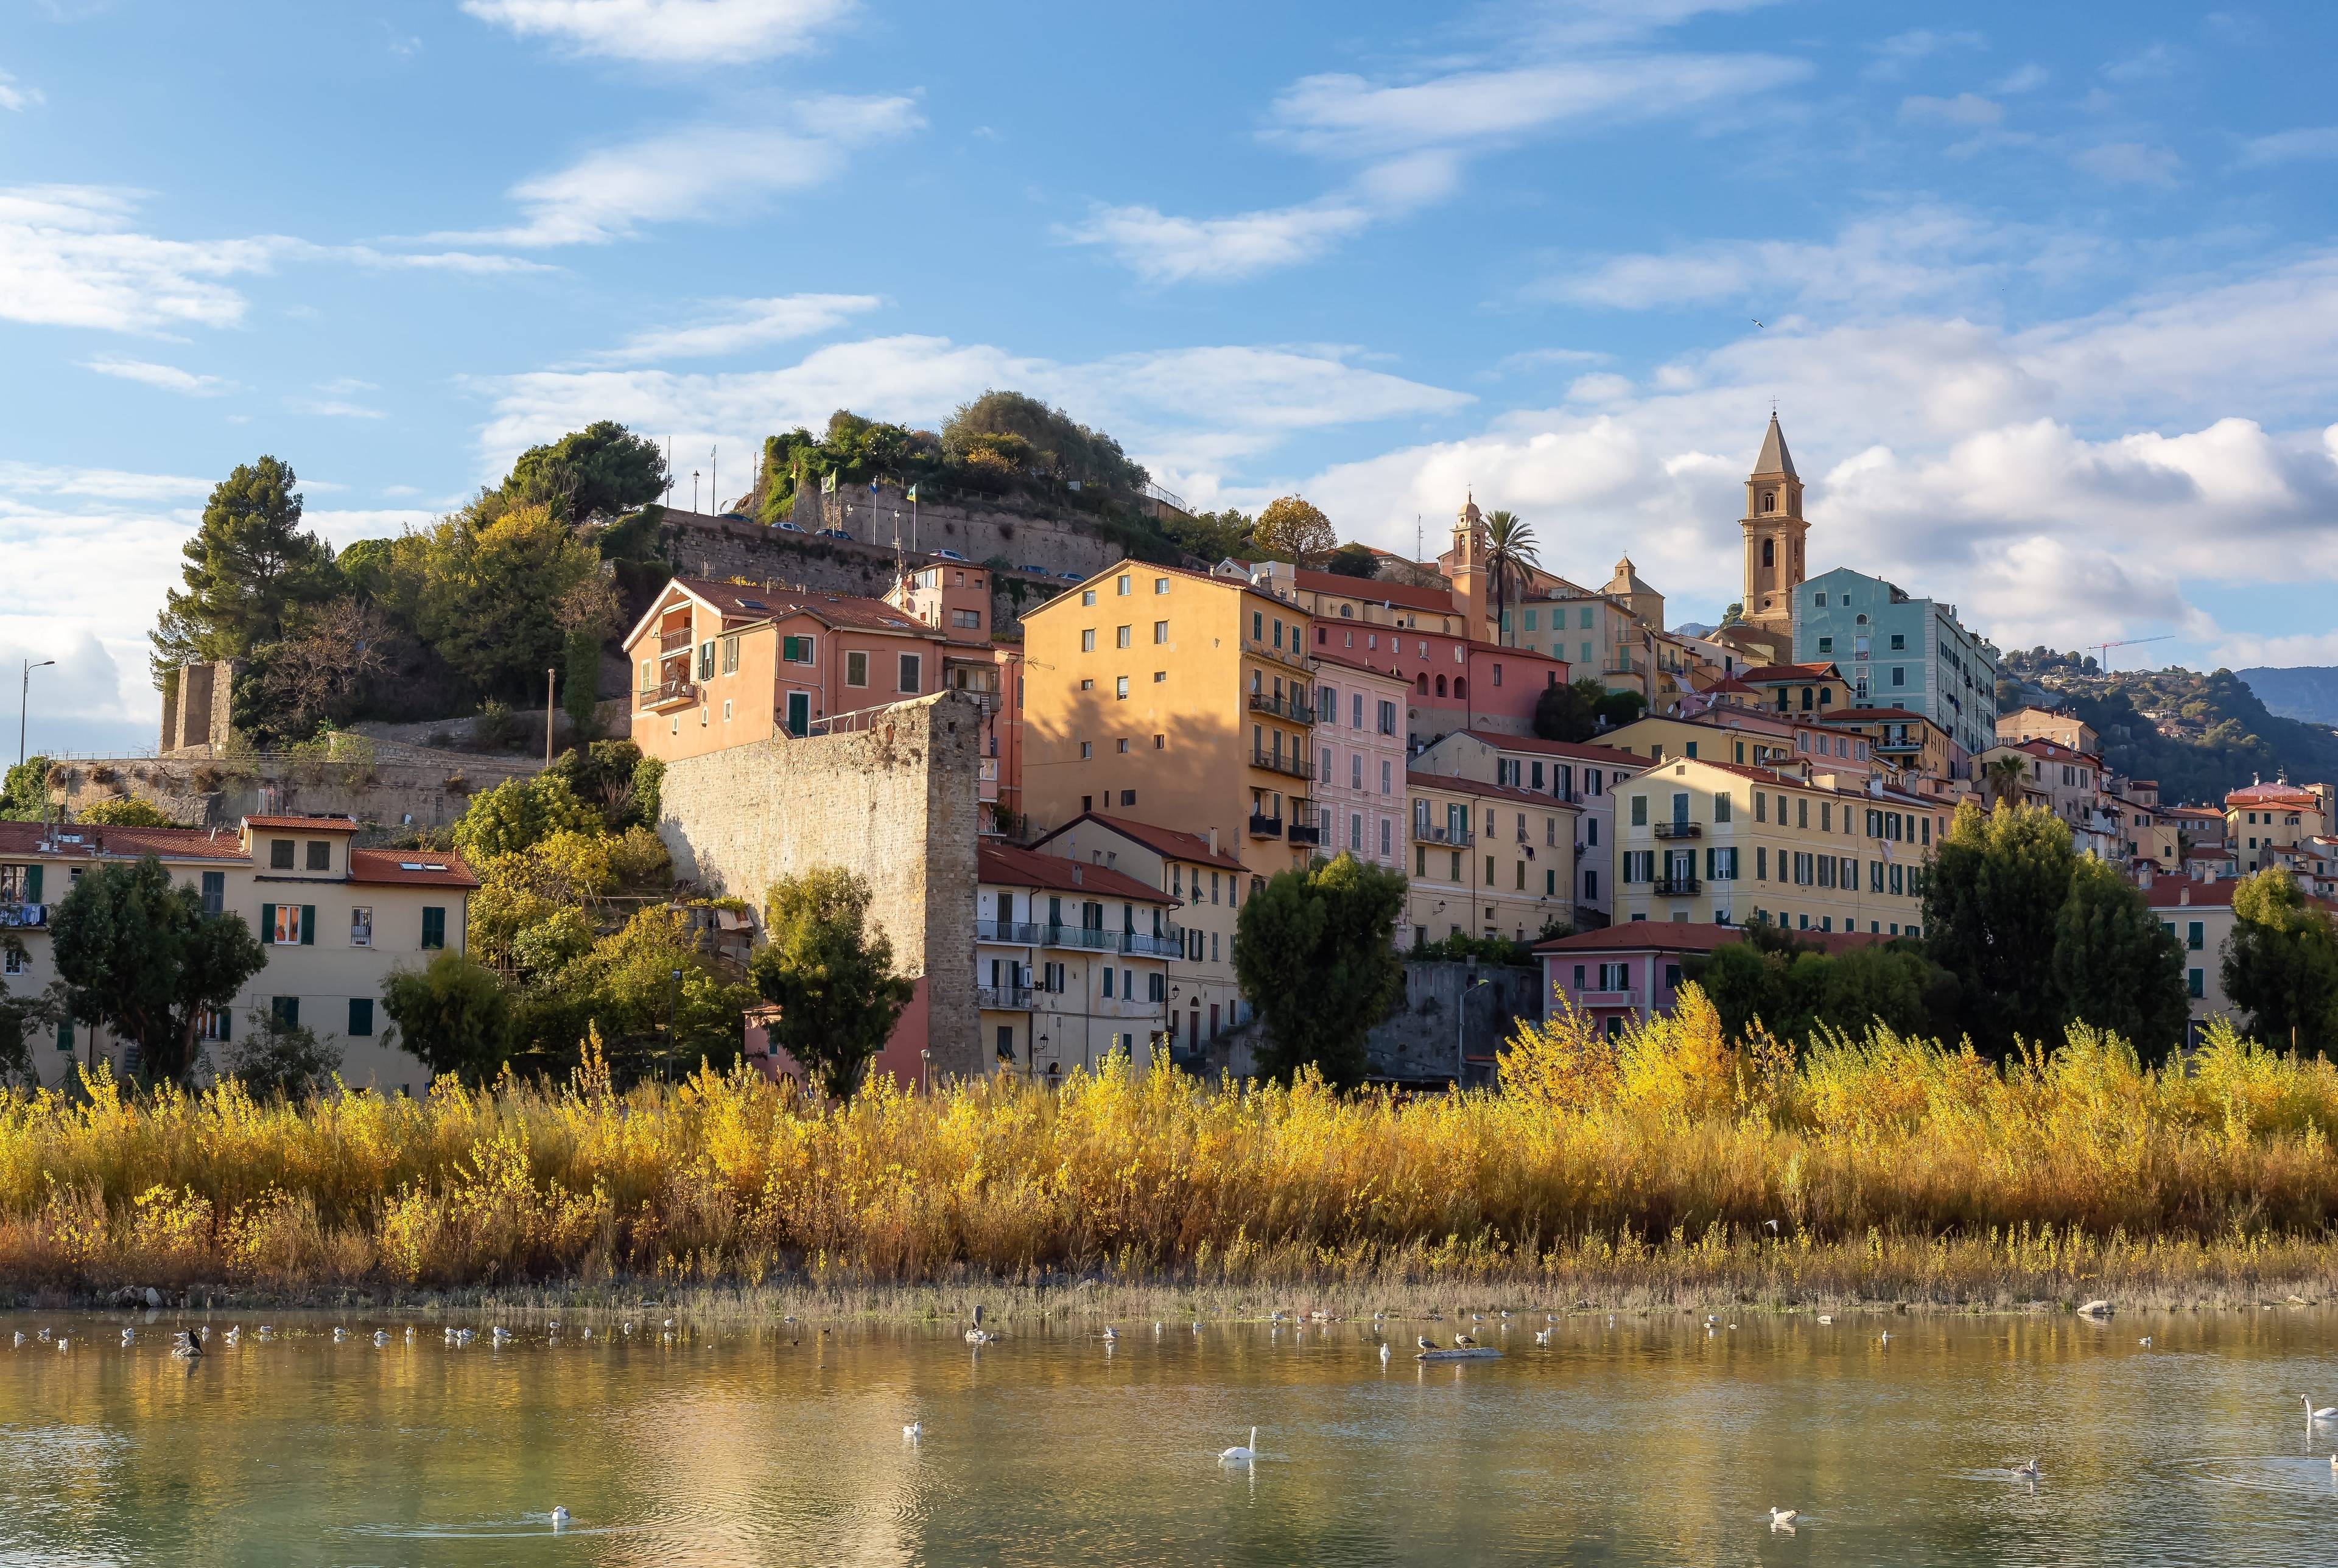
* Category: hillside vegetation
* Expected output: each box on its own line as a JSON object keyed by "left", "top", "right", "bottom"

{"left": 1999, "top": 649, "right": 2338, "bottom": 805}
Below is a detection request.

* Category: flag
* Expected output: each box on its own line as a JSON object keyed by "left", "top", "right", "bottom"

{"left": 868, "top": 480, "right": 879, "bottom": 494}
{"left": 820, "top": 471, "right": 837, "bottom": 494}
{"left": 905, "top": 485, "right": 918, "bottom": 502}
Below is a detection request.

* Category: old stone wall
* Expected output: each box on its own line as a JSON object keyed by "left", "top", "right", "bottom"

{"left": 655, "top": 690, "right": 984, "bottom": 1080}
{"left": 1187, "top": 960, "right": 1540, "bottom": 1087}
{"left": 46, "top": 743, "right": 541, "bottom": 835}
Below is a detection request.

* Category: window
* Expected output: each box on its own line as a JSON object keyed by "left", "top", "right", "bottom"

{"left": 1115, "top": 676, "right": 1129, "bottom": 699}
{"left": 270, "top": 838, "right": 295, "bottom": 870}
{"left": 1116, "top": 574, "right": 1131, "bottom": 596}
{"left": 1154, "top": 577, "right": 1170, "bottom": 595}
{"left": 780, "top": 635, "right": 814, "bottom": 665}
{"left": 1631, "top": 796, "right": 1648, "bottom": 827}
{"left": 1116, "top": 625, "right": 1131, "bottom": 649}
{"left": 1083, "top": 589, "right": 1097, "bottom": 606}
{"left": 1154, "top": 620, "right": 1169, "bottom": 643}
{"left": 1117, "top": 738, "right": 1130, "bottom": 753}
{"left": 721, "top": 634, "right": 740, "bottom": 674}
{"left": 899, "top": 654, "right": 923, "bottom": 693}
{"left": 1082, "top": 629, "right": 1097, "bottom": 652}
{"left": 846, "top": 651, "right": 869, "bottom": 688}
{"left": 1890, "top": 633, "right": 1906, "bottom": 650}
{"left": 421, "top": 906, "right": 446, "bottom": 950}
{"left": 1817, "top": 636, "right": 1833, "bottom": 654}
{"left": 272, "top": 996, "right": 300, "bottom": 1029}
{"left": 952, "top": 609, "right": 982, "bottom": 631}
{"left": 1891, "top": 666, "right": 1906, "bottom": 688}
{"left": 1122, "top": 789, "right": 1136, "bottom": 807}
{"left": 350, "top": 906, "right": 373, "bottom": 947}
{"left": 2188, "top": 920, "right": 2204, "bottom": 951}
{"left": 698, "top": 641, "right": 715, "bottom": 681}
{"left": 2188, "top": 968, "right": 2204, "bottom": 998}
{"left": 1081, "top": 741, "right": 1094, "bottom": 759}
{"left": 265, "top": 904, "right": 310, "bottom": 945}
{"left": 300, "top": 839, "right": 329, "bottom": 871}
{"left": 348, "top": 998, "right": 374, "bottom": 1038}
{"left": 200, "top": 871, "right": 223, "bottom": 915}
{"left": 1381, "top": 759, "right": 1392, "bottom": 796}
{"left": 1583, "top": 869, "right": 1598, "bottom": 900}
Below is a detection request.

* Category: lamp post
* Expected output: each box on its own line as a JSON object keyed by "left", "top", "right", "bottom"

{"left": 667, "top": 965, "right": 682, "bottom": 1082}
{"left": 1456, "top": 964, "right": 1490, "bottom": 1089}
{"left": 19, "top": 658, "right": 54, "bottom": 769}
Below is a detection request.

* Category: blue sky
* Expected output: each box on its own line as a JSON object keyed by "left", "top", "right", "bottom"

{"left": 7, "top": 0, "right": 2338, "bottom": 752}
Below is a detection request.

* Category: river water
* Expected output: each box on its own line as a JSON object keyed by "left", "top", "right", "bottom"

{"left": 4, "top": 1304, "right": 2336, "bottom": 1565}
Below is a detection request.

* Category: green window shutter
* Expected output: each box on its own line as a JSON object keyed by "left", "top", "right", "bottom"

{"left": 260, "top": 903, "right": 276, "bottom": 945}
{"left": 57, "top": 1014, "right": 72, "bottom": 1050}
{"left": 348, "top": 998, "right": 373, "bottom": 1037}
{"left": 219, "top": 1009, "right": 230, "bottom": 1043}
{"left": 24, "top": 865, "right": 40, "bottom": 903}
{"left": 300, "top": 905, "right": 315, "bottom": 945}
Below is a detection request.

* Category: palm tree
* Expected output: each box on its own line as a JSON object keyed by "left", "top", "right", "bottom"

{"left": 1480, "top": 510, "right": 1540, "bottom": 646}
{"left": 1982, "top": 753, "right": 2029, "bottom": 807}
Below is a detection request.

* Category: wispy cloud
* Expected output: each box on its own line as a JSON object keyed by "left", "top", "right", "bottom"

{"left": 2073, "top": 142, "right": 2182, "bottom": 186}
{"left": 1900, "top": 93, "right": 2003, "bottom": 128}
{"left": 589, "top": 292, "right": 882, "bottom": 364}
{"left": 83, "top": 356, "right": 236, "bottom": 396}
{"left": 2238, "top": 126, "right": 2338, "bottom": 166}
{"left": 2102, "top": 43, "right": 2177, "bottom": 83}
{"left": 1062, "top": 198, "right": 1379, "bottom": 286}
{"left": 287, "top": 397, "right": 387, "bottom": 419}
{"left": 462, "top": 0, "right": 855, "bottom": 65}
{"left": 1863, "top": 29, "right": 1986, "bottom": 80}
{"left": 0, "top": 68, "right": 41, "bottom": 111}
{"left": 1994, "top": 63, "right": 2051, "bottom": 94}
{"left": 437, "top": 97, "right": 920, "bottom": 247}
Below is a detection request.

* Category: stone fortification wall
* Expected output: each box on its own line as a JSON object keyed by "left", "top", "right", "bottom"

{"left": 46, "top": 743, "right": 542, "bottom": 835}
{"left": 1188, "top": 961, "right": 1541, "bottom": 1088}
{"left": 655, "top": 690, "right": 983, "bottom": 1080}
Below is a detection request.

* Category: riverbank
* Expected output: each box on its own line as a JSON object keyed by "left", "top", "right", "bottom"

{"left": 8, "top": 1008, "right": 2338, "bottom": 1311}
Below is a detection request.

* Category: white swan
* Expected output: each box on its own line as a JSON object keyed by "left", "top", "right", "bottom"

{"left": 550, "top": 1506, "right": 569, "bottom": 1530}
{"left": 1380, "top": 1343, "right": 1391, "bottom": 1364}
{"left": 1102, "top": 1326, "right": 1118, "bottom": 1342}
{"left": 1219, "top": 1427, "right": 1257, "bottom": 1465}
{"left": 1535, "top": 1329, "right": 1551, "bottom": 1346}
{"left": 373, "top": 1331, "right": 390, "bottom": 1346}
{"left": 1769, "top": 1508, "right": 1799, "bottom": 1527}
{"left": 2304, "top": 1396, "right": 2337, "bottom": 1422}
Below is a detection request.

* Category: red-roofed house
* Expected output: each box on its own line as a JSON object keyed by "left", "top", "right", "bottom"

{"left": 2135, "top": 869, "right": 2338, "bottom": 1043}
{"left": 2224, "top": 780, "right": 2336, "bottom": 873}
{"left": 972, "top": 842, "right": 1179, "bottom": 1079}
{"left": 1532, "top": 920, "right": 1885, "bottom": 1035}
{"left": 1411, "top": 730, "right": 1643, "bottom": 923}
{"left": 0, "top": 814, "right": 475, "bottom": 1093}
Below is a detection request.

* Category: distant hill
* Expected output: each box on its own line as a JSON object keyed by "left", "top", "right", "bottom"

{"left": 1998, "top": 650, "right": 2338, "bottom": 806}
{"left": 1672, "top": 621, "right": 1719, "bottom": 638}
{"left": 2238, "top": 667, "right": 2338, "bottom": 726}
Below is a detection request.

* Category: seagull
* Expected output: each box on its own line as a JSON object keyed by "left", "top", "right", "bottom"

{"left": 2304, "top": 1396, "right": 2337, "bottom": 1423}
{"left": 57, "top": 1338, "right": 69, "bottom": 1353}
{"left": 10, "top": 1332, "right": 21, "bottom": 1346}
{"left": 373, "top": 1331, "right": 390, "bottom": 1346}
{"left": 1417, "top": 1336, "right": 1439, "bottom": 1353}
{"left": 1191, "top": 1321, "right": 1203, "bottom": 1334}
{"left": 1154, "top": 1323, "right": 1163, "bottom": 1337}
{"left": 2138, "top": 1336, "right": 2152, "bottom": 1348}
{"left": 1535, "top": 1329, "right": 1551, "bottom": 1346}
{"left": 37, "top": 1328, "right": 51, "bottom": 1342}
{"left": 2007, "top": 1457, "right": 2041, "bottom": 1479}
{"left": 1219, "top": 1427, "right": 1258, "bottom": 1466}
{"left": 404, "top": 1327, "right": 415, "bottom": 1343}
{"left": 966, "top": 1305, "right": 999, "bottom": 1344}
{"left": 170, "top": 1331, "right": 203, "bottom": 1360}
{"left": 1878, "top": 1331, "right": 1892, "bottom": 1343}
{"left": 1102, "top": 1326, "right": 1118, "bottom": 1343}
{"left": 332, "top": 1328, "right": 346, "bottom": 1343}
{"left": 1764, "top": 1219, "right": 1782, "bottom": 1234}
{"left": 903, "top": 1421, "right": 923, "bottom": 1441}
{"left": 1751, "top": 319, "right": 1766, "bottom": 329}
{"left": 492, "top": 1326, "right": 512, "bottom": 1345}
{"left": 1816, "top": 1315, "right": 1833, "bottom": 1325}
{"left": 223, "top": 1327, "right": 240, "bottom": 1346}
{"left": 121, "top": 1328, "right": 135, "bottom": 1346}
{"left": 1380, "top": 1343, "right": 1391, "bottom": 1365}
{"left": 1453, "top": 1333, "right": 1476, "bottom": 1349}
{"left": 550, "top": 1506, "right": 569, "bottom": 1530}
{"left": 1769, "top": 1508, "right": 1799, "bottom": 1528}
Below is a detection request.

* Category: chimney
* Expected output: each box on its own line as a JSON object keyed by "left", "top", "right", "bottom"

{"left": 1207, "top": 827, "right": 1220, "bottom": 858}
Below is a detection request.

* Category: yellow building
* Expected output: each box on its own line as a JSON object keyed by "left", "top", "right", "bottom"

{"left": 1611, "top": 758, "right": 1943, "bottom": 936}
{"left": 1599, "top": 711, "right": 1803, "bottom": 769}
{"left": 1405, "top": 772, "right": 1580, "bottom": 944}
{"left": 2225, "top": 780, "right": 2336, "bottom": 873}
{"left": 1819, "top": 705, "right": 1953, "bottom": 782}
{"left": 1022, "top": 563, "right": 1316, "bottom": 886}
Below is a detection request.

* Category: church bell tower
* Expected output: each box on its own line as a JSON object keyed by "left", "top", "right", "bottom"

{"left": 1739, "top": 413, "right": 1806, "bottom": 656}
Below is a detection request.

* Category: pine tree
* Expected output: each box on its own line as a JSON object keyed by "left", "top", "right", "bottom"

{"left": 150, "top": 456, "right": 338, "bottom": 674}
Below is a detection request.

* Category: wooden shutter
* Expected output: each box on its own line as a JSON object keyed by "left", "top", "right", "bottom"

{"left": 24, "top": 865, "right": 41, "bottom": 903}
{"left": 300, "top": 905, "right": 316, "bottom": 945}
{"left": 260, "top": 903, "right": 276, "bottom": 945}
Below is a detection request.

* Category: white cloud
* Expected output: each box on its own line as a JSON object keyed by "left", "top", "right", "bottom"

{"left": 590, "top": 292, "right": 882, "bottom": 363}
{"left": 2238, "top": 127, "right": 2338, "bottom": 166}
{"left": 0, "top": 68, "right": 41, "bottom": 111}
{"left": 82, "top": 356, "right": 234, "bottom": 396}
{"left": 0, "top": 185, "right": 285, "bottom": 332}
{"left": 2102, "top": 43, "right": 2177, "bottom": 83}
{"left": 0, "top": 461, "right": 209, "bottom": 502}
{"left": 303, "top": 508, "right": 441, "bottom": 546}
{"left": 1900, "top": 93, "right": 2003, "bottom": 128}
{"left": 1061, "top": 200, "right": 1376, "bottom": 285}
{"left": 440, "top": 98, "right": 920, "bottom": 247}
{"left": 2073, "top": 142, "right": 2183, "bottom": 186}
{"left": 287, "top": 397, "right": 387, "bottom": 419}
{"left": 1994, "top": 63, "right": 2051, "bottom": 94}
{"left": 1864, "top": 29, "right": 1987, "bottom": 80}
{"left": 462, "top": 0, "right": 853, "bottom": 64}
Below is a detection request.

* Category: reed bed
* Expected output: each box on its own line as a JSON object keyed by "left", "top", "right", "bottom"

{"left": 5, "top": 997, "right": 2338, "bottom": 1311}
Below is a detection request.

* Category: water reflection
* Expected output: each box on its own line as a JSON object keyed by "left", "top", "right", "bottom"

{"left": 2, "top": 1309, "right": 2338, "bottom": 1564}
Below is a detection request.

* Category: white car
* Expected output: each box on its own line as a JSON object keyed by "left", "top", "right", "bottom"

{"left": 933, "top": 548, "right": 968, "bottom": 562}
{"left": 776, "top": 521, "right": 806, "bottom": 534}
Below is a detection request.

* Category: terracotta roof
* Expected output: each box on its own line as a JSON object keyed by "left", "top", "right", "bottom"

{"left": 2137, "top": 874, "right": 2329, "bottom": 911}
{"left": 1028, "top": 812, "right": 1246, "bottom": 872}
{"left": 1454, "top": 730, "right": 1645, "bottom": 767}
{"left": 349, "top": 848, "right": 480, "bottom": 889}
{"left": 1535, "top": 921, "right": 1884, "bottom": 956}
{"left": 244, "top": 814, "right": 360, "bottom": 832}
{"left": 2225, "top": 783, "right": 2321, "bottom": 808}
{"left": 1638, "top": 754, "right": 1942, "bottom": 809}
{"left": 0, "top": 822, "right": 249, "bottom": 861}
{"left": 643, "top": 578, "right": 941, "bottom": 642}
{"left": 2186, "top": 847, "right": 2235, "bottom": 859}
{"left": 1406, "top": 770, "right": 1579, "bottom": 810}
{"left": 1995, "top": 737, "right": 2104, "bottom": 766}
{"left": 977, "top": 842, "right": 1177, "bottom": 905}
{"left": 1738, "top": 662, "right": 1841, "bottom": 684}
{"left": 1291, "top": 568, "right": 1456, "bottom": 615}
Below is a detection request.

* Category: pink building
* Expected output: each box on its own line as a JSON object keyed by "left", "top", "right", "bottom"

{"left": 884, "top": 562, "right": 1025, "bottom": 828}
{"left": 1308, "top": 648, "right": 1412, "bottom": 867}
{"left": 1536, "top": 922, "right": 1883, "bottom": 1035}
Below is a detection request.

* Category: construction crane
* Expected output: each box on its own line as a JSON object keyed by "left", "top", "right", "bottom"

{"left": 2093, "top": 634, "right": 2171, "bottom": 673}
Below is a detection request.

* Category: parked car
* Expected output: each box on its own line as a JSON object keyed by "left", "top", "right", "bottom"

{"left": 933, "top": 548, "right": 968, "bottom": 562}
{"left": 776, "top": 521, "right": 806, "bottom": 534}
{"left": 1015, "top": 562, "right": 1049, "bottom": 576}
{"left": 1057, "top": 570, "right": 1084, "bottom": 582}
{"left": 816, "top": 528, "right": 851, "bottom": 540}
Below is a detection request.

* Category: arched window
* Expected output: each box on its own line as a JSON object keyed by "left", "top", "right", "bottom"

{"left": 1340, "top": 604, "right": 1352, "bottom": 618}
{"left": 1416, "top": 673, "right": 1428, "bottom": 695}
{"left": 1453, "top": 677, "right": 1468, "bottom": 700}
{"left": 1761, "top": 490, "right": 1775, "bottom": 514}
{"left": 1855, "top": 614, "right": 1868, "bottom": 625}
{"left": 1761, "top": 539, "right": 1775, "bottom": 567}
{"left": 1434, "top": 674, "right": 1448, "bottom": 697}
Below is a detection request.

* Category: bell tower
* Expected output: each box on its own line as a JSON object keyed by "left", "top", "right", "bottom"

{"left": 1448, "top": 492, "right": 1490, "bottom": 638}
{"left": 1739, "top": 413, "right": 1806, "bottom": 656}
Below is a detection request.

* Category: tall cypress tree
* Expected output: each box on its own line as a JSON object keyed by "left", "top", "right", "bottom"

{"left": 150, "top": 456, "right": 339, "bottom": 673}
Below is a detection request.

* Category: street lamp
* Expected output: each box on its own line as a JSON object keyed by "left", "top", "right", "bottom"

{"left": 1456, "top": 963, "right": 1491, "bottom": 1089}
{"left": 19, "top": 658, "right": 54, "bottom": 768}
{"left": 667, "top": 965, "right": 683, "bottom": 1082}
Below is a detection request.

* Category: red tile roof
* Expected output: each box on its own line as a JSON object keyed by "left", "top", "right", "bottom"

{"left": 1029, "top": 813, "right": 1246, "bottom": 872}
{"left": 1455, "top": 730, "right": 1645, "bottom": 767}
{"left": 1406, "top": 770, "right": 1580, "bottom": 810}
{"left": 349, "top": 848, "right": 481, "bottom": 888}
{"left": 0, "top": 822, "right": 249, "bottom": 860}
{"left": 1310, "top": 646, "right": 1414, "bottom": 682}
{"left": 2225, "top": 782, "right": 2322, "bottom": 808}
{"left": 1535, "top": 922, "right": 1886, "bottom": 955}
{"left": 244, "top": 814, "right": 360, "bottom": 832}
{"left": 1737, "top": 662, "right": 1842, "bottom": 684}
{"left": 1820, "top": 706, "right": 1929, "bottom": 724}
{"left": 642, "top": 578, "right": 942, "bottom": 642}
{"left": 977, "top": 842, "right": 1177, "bottom": 905}
{"left": 1291, "top": 569, "right": 1456, "bottom": 615}
{"left": 1999, "top": 737, "right": 2104, "bottom": 765}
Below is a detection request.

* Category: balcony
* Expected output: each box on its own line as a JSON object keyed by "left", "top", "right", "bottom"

{"left": 1654, "top": 876, "right": 1701, "bottom": 897}
{"left": 1122, "top": 931, "right": 1182, "bottom": 958}
{"left": 1248, "top": 747, "right": 1311, "bottom": 780}
{"left": 975, "top": 984, "right": 1034, "bottom": 1009}
{"left": 1251, "top": 642, "right": 1309, "bottom": 671}
{"left": 976, "top": 919, "right": 1041, "bottom": 944}
{"left": 1288, "top": 820, "right": 1322, "bottom": 847}
{"left": 639, "top": 679, "right": 698, "bottom": 712}
{"left": 1651, "top": 822, "right": 1702, "bottom": 840}
{"left": 1044, "top": 924, "right": 1119, "bottom": 951}
{"left": 658, "top": 626, "right": 693, "bottom": 655}
{"left": 1247, "top": 691, "right": 1317, "bottom": 724}
{"left": 1574, "top": 988, "right": 1641, "bottom": 1010}
{"left": 1873, "top": 737, "right": 1922, "bottom": 755}
{"left": 0, "top": 901, "right": 48, "bottom": 930}
{"left": 1411, "top": 822, "right": 1474, "bottom": 847}
{"left": 1248, "top": 813, "right": 1285, "bottom": 839}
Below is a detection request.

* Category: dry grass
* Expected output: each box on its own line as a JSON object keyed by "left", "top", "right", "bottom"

{"left": 5, "top": 999, "right": 2338, "bottom": 1311}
